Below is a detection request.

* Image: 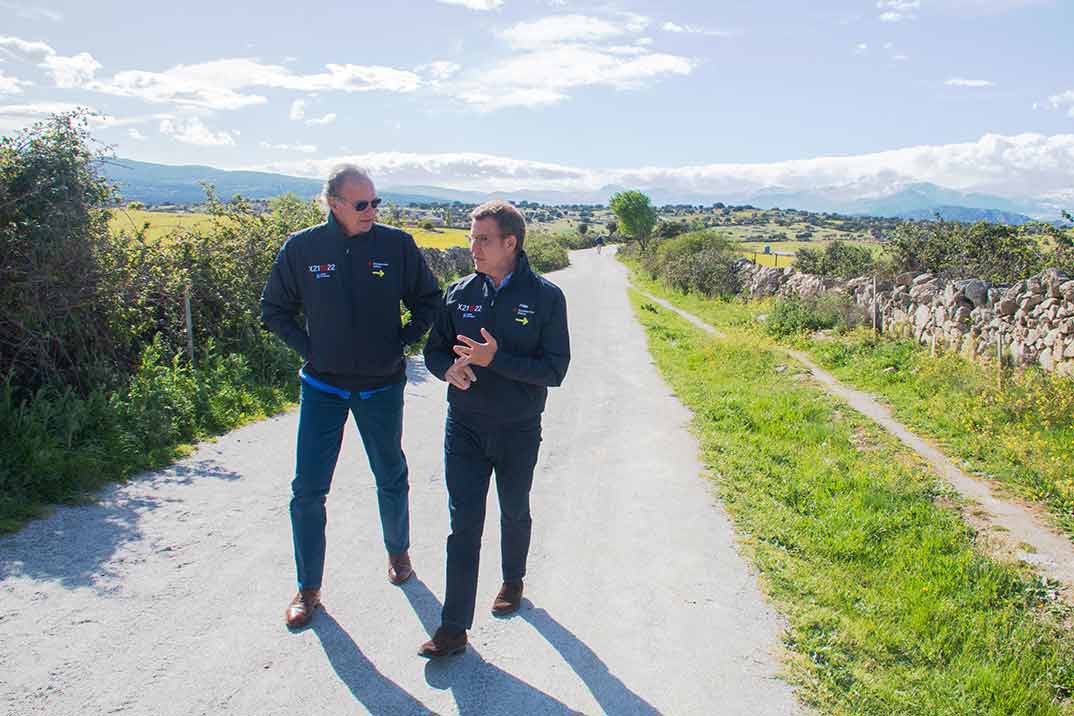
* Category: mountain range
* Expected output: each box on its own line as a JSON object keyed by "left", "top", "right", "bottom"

{"left": 99, "top": 158, "right": 1064, "bottom": 224}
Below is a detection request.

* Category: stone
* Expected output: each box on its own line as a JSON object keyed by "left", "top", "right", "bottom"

{"left": 912, "top": 272, "right": 936, "bottom": 286}
{"left": 1044, "top": 329, "right": 1060, "bottom": 347}
{"left": 1060, "top": 280, "right": 1074, "bottom": 301}
{"left": 996, "top": 298, "right": 1017, "bottom": 317}
{"left": 962, "top": 279, "right": 990, "bottom": 307}
{"left": 1020, "top": 295, "right": 1043, "bottom": 312}
{"left": 1039, "top": 347, "right": 1055, "bottom": 371}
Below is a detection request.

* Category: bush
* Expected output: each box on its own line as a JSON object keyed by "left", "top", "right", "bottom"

{"left": 794, "top": 240, "right": 876, "bottom": 278}
{"left": 766, "top": 294, "right": 853, "bottom": 338}
{"left": 642, "top": 230, "right": 741, "bottom": 298}
{"left": 526, "top": 235, "right": 570, "bottom": 273}
{"left": 885, "top": 219, "right": 1074, "bottom": 282}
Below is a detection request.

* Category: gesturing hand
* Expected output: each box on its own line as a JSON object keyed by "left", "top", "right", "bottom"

{"left": 453, "top": 328, "right": 498, "bottom": 367}
{"left": 444, "top": 356, "right": 477, "bottom": 391}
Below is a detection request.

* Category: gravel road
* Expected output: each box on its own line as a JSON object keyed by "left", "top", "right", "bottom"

{"left": 0, "top": 248, "right": 801, "bottom": 716}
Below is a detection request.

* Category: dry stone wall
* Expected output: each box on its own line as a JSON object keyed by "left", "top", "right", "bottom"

{"left": 734, "top": 260, "right": 1074, "bottom": 375}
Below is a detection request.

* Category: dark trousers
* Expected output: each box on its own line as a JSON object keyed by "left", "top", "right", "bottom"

{"left": 290, "top": 380, "right": 410, "bottom": 590}
{"left": 441, "top": 411, "right": 542, "bottom": 631}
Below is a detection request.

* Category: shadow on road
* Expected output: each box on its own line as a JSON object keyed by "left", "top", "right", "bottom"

{"left": 0, "top": 459, "right": 241, "bottom": 591}
{"left": 400, "top": 575, "right": 643, "bottom": 716}
{"left": 519, "top": 604, "right": 661, "bottom": 716}
{"left": 311, "top": 611, "right": 440, "bottom": 716}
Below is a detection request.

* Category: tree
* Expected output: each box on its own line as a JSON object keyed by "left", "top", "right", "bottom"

{"left": 578, "top": 221, "right": 589, "bottom": 236}
{"left": 610, "top": 190, "right": 657, "bottom": 251}
{"left": 606, "top": 219, "right": 618, "bottom": 236}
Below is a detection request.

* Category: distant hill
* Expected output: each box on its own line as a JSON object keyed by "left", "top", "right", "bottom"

{"left": 899, "top": 206, "right": 1036, "bottom": 225}
{"left": 98, "top": 158, "right": 448, "bottom": 206}
{"left": 98, "top": 158, "right": 1059, "bottom": 224}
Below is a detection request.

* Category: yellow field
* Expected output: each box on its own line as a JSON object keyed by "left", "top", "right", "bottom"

{"left": 406, "top": 226, "right": 470, "bottom": 248}
{"left": 109, "top": 209, "right": 216, "bottom": 241}
{"left": 109, "top": 210, "right": 470, "bottom": 249}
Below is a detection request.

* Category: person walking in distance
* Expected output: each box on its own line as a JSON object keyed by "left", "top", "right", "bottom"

{"left": 261, "top": 165, "right": 441, "bottom": 629}
{"left": 419, "top": 200, "right": 571, "bottom": 657}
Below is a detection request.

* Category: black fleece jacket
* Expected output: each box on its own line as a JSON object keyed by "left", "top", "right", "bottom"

{"left": 423, "top": 252, "right": 570, "bottom": 423}
{"left": 260, "top": 214, "right": 440, "bottom": 391}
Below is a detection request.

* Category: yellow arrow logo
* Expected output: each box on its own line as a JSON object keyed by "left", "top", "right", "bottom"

{"left": 515, "top": 316, "right": 529, "bottom": 326}
{"left": 372, "top": 270, "right": 385, "bottom": 277}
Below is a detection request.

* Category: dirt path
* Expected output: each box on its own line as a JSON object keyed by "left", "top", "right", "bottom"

{"left": 642, "top": 289, "right": 1074, "bottom": 597}
{"left": 0, "top": 250, "right": 801, "bottom": 716}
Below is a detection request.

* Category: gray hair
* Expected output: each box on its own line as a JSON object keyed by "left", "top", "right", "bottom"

{"left": 319, "top": 164, "right": 372, "bottom": 208}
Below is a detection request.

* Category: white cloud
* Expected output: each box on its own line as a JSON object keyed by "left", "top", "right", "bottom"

{"left": 289, "top": 98, "right": 305, "bottom": 120}
{"left": 159, "top": 117, "right": 235, "bottom": 146}
{"left": 0, "top": 69, "right": 30, "bottom": 94}
{"left": 0, "top": 35, "right": 54, "bottom": 56}
{"left": 254, "top": 133, "right": 1074, "bottom": 201}
{"left": 0, "top": 101, "right": 84, "bottom": 118}
{"left": 878, "top": 0, "right": 921, "bottom": 21}
{"left": 946, "top": 77, "right": 995, "bottom": 87}
{"left": 90, "top": 70, "right": 267, "bottom": 110}
{"left": 501, "top": 15, "right": 627, "bottom": 50}
{"left": 893, "top": 54, "right": 910, "bottom": 61}
{"left": 41, "top": 52, "right": 101, "bottom": 88}
{"left": 0, "top": 3, "right": 62, "bottom": 22}
{"left": 435, "top": 0, "right": 503, "bottom": 9}
{"left": 128, "top": 128, "right": 147, "bottom": 141}
{"left": 1048, "top": 90, "right": 1074, "bottom": 118}
{"left": 305, "top": 112, "right": 337, "bottom": 126}
{"left": 259, "top": 141, "right": 317, "bottom": 153}
{"left": 417, "top": 61, "right": 462, "bottom": 80}
{"left": 451, "top": 13, "right": 692, "bottom": 111}
{"left": 855, "top": 43, "right": 869, "bottom": 53}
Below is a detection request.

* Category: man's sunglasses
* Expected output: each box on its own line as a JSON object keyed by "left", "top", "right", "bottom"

{"left": 348, "top": 198, "right": 382, "bottom": 211}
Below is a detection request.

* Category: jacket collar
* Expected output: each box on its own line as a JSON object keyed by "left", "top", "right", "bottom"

{"left": 326, "top": 211, "right": 375, "bottom": 240}
{"left": 477, "top": 251, "right": 533, "bottom": 292}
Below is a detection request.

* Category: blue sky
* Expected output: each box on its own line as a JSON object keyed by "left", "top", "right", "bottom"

{"left": 1, "top": 0, "right": 1072, "bottom": 203}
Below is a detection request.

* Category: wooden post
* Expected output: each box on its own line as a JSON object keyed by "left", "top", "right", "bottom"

{"left": 996, "top": 332, "right": 1003, "bottom": 388}
{"left": 872, "top": 275, "right": 879, "bottom": 334}
{"left": 930, "top": 327, "right": 937, "bottom": 357}
{"left": 184, "top": 284, "right": 195, "bottom": 368}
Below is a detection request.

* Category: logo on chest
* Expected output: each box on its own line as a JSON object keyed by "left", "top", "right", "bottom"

{"left": 514, "top": 303, "right": 535, "bottom": 326}
{"left": 309, "top": 263, "right": 336, "bottom": 280}
{"left": 457, "top": 303, "right": 483, "bottom": 319}
{"left": 369, "top": 260, "right": 390, "bottom": 278}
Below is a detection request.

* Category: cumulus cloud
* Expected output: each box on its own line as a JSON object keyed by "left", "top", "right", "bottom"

{"left": 450, "top": 13, "right": 692, "bottom": 111}
{"left": 160, "top": 117, "right": 235, "bottom": 146}
{"left": 417, "top": 61, "right": 462, "bottom": 80}
{"left": 0, "top": 35, "right": 101, "bottom": 88}
{"left": 128, "top": 128, "right": 147, "bottom": 141}
{"left": 253, "top": 133, "right": 1074, "bottom": 200}
{"left": 946, "top": 77, "right": 995, "bottom": 87}
{"left": 259, "top": 141, "right": 317, "bottom": 153}
{"left": 289, "top": 99, "right": 305, "bottom": 120}
{"left": 435, "top": 0, "right": 503, "bottom": 9}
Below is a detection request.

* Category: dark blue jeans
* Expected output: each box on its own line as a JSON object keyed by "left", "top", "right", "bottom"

{"left": 441, "top": 411, "right": 542, "bottom": 632}
{"left": 290, "top": 380, "right": 410, "bottom": 590}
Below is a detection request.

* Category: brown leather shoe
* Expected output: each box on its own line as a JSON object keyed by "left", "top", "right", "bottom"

{"left": 418, "top": 625, "right": 467, "bottom": 659}
{"left": 285, "top": 589, "right": 321, "bottom": 629}
{"left": 492, "top": 580, "right": 523, "bottom": 617}
{"left": 388, "top": 551, "right": 413, "bottom": 585}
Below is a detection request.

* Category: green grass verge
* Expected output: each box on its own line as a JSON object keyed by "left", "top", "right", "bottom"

{"left": 804, "top": 330, "right": 1074, "bottom": 537}
{"left": 0, "top": 338, "right": 299, "bottom": 534}
{"left": 629, "top": 287, "right": 1074, "bottom": 715}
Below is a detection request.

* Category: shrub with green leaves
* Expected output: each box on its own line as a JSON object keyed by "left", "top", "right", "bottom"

{"left": 795, "top": 239, "right": 876, "bottom": 279}
{"left": 642, "top": 230, "right": 741, "bottom": 298}
{"left": 766, "top": 294, "right": 853, "bottom": 337}
{"left": 525, "top": 234, "right": 570, "bottom": 273}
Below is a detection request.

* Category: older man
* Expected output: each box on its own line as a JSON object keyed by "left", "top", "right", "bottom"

{"left": 261, "top": 165, "right": 440, "bottom": 629}
{"left": 420, "top": 200, "right": 571, "bottom": 657}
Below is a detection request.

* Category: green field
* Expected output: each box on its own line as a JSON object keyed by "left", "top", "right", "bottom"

{"left": 110, "top": 209, "right": 470, "bottom": 249}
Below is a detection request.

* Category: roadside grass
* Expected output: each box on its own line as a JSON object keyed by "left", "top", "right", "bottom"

{"left": 804, "top": 330, "right": 1074, "bottom": 537}
{"left": 630, "top": 289, "right": 1074, "bottom": 716}
{"left": 0, "top": 339, "right": 299, "bottom": 534}
{"left": 406, "top": 226, "right": 470, "bottom": 249}
{"left": 630, "top": 267, "right": 1074, "bottom": 539}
